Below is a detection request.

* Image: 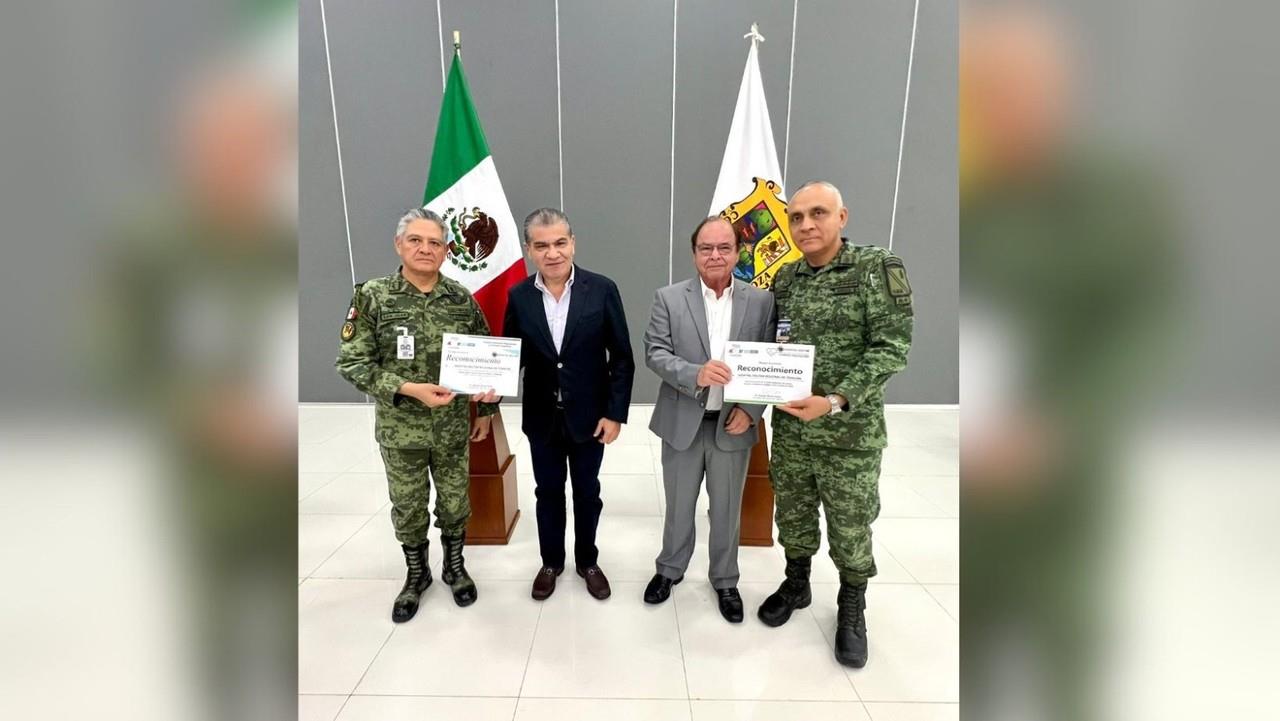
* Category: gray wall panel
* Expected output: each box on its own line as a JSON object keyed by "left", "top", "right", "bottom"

{"left": 785, "top": 0, "right": 914, "bottom": 252}
{"left": 438, "top": 0, "right": 560, "bottom": 240}
{"left": 300, "top": 0, "right": 958, "bottom": 405}
{"left": 558, "top": 0, "right": 675, "bottom": 404}
{"left": 671, "top": 1, "right": 794, "bottom": 285}
{"left": 300, "top": 0, "right": 361, "bottom": 402}
{"left": 886, "top": 0, "right": 958, "bottom": 403}
{"left": 325, "top": 0, "right": 445, "bottom": 283}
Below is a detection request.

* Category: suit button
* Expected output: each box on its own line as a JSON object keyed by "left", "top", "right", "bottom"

{"left": 556, "top": 362, "right": 563, "bottom": 369}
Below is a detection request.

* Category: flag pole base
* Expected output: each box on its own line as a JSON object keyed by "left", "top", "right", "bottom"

{"left": 464, "top": 406, "right": 521, "bottom": 545}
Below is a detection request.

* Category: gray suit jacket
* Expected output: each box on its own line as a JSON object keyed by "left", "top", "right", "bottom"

{"left": 644, "top": 277, "right": 777, "bottom": 452}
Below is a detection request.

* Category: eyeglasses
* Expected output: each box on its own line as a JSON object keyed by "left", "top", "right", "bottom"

{"left": 695, "top": 244, "right": 736, "bottom": 257}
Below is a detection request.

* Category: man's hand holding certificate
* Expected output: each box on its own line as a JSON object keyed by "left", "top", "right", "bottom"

{"left": 438, "top": 333, "right": 522, "bottom": 397}
{"left": 722, "top": 341, "right": 815, "bottom": 405}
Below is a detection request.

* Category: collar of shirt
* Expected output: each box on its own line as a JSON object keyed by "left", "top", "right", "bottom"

{"left": 699, "top": 277, "right": 734, "bottom": 303}
{"left": 534, "top": 265, "right": 576, "bottom": 296}
{"left": 797, "top": 238, "right": 854, "bottom": 276}
{"left": 393, "top": 266, "right": 457, "bottom": 298}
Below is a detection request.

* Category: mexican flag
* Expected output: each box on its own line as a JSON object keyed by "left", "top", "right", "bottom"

{"left": 424, "top": 51, "right": 526, "bottom": 335}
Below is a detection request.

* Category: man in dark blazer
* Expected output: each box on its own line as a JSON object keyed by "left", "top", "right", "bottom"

{"left": 642, "top": 216, "right": 777, "bottom": 622}
{"left": 503, "top": 208, "right": 635, "bottom": 601}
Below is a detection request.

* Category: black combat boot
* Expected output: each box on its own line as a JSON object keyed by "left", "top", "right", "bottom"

{"left": 392, "top": 542, "right": 432, "bottom": 623}
{"left": 440, "top": 533, "right": 478, "bottom": 607}
{"left": 834, "top": 581, "right": 869, "bottom": 668}
{"left": 757, "top": 555, "right": 812, "bottom": 627}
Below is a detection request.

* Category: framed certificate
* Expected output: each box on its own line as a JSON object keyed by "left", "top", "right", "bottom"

{"left": 438, "top": 333, "right": 522, "bottom": 397}
{"left": 722, "top": 340, "right": 815, "bottom": 405}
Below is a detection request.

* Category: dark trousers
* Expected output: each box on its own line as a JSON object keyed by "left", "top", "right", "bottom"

{"left": 527, "top": 407, "right": 604, "bottom": 569}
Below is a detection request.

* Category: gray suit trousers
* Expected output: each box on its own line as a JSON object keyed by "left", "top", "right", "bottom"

{"left": 655, "top": 416, "right": 750, "bottom": 589}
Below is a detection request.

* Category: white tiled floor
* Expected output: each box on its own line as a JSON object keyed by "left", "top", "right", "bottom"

{"left": 299, "top": 404, "right": 957, "bottom": 721}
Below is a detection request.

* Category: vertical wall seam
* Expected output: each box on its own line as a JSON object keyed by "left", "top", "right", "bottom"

{"left": 435, "top": 0, "right": 446, "bottom": 90}
{"left": 888, "top": 0, "right": 920, "bottom": 252}
{"left": 319, "top": 0, "right": 356, "bottom": 288}
{"left": 783, "top": 0, "right": 798, "bottom": 191}
{"left": 667, "top": 0, "right": 679, "bottom": 286}
{"left": 555, "top": 0, "right": 564, "bottom": 211}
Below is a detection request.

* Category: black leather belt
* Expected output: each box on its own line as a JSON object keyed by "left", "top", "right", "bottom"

{"left": 702, "top": 410, "right": 721, "bottom": 421}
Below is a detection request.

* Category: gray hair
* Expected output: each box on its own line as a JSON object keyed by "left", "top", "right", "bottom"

{"left": 791, "top": 180, "right": 845, "bottom": 209}
{"left": 522, "top": 207, "right": 573, "bottom": 244}
{"left": 395, "top": 207, "right": 447, "bottom": 238}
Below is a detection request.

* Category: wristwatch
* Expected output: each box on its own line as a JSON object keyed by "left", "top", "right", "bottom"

{"left": 825, "top": 394, "right": 846, "bottom": 416}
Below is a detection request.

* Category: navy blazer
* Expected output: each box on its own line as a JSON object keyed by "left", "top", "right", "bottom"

{"left": 503, "top": 265, "right": 636, "bottom": 443}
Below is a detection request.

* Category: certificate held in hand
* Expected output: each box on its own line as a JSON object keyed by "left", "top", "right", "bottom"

{"left": 438, "top": 333, "right": 522, "bottom": 397}
{"left": 722, "top": 340, "right": 815, "bottom": 405}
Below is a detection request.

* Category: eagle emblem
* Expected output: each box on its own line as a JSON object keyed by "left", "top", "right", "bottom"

{"left": 442, "top": 206, "right": 498, "bottom": 272}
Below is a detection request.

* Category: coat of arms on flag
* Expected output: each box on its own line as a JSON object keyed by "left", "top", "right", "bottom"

{"left": 721, "top": 177, "right": 796, "bottom": 289}
{"left": 707, "top": 24, "right": 801, "bottom": 290}
{"left": 441, "top": 206, "right": 499, "bottom": 273}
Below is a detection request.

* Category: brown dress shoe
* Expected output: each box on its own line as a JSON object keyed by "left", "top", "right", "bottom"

{"left": 577, "top": 565, "right": 612, "bottom": 600}
{"left": 531, "top": 566, "right": 562, "bottom": 600}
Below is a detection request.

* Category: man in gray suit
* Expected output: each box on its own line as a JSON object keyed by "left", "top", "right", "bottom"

{"left": 642, "top": 215, "right": 777, "bottom": 622}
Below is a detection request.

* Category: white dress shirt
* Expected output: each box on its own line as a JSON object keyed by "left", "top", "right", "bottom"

{"left": 700, "top": 278, "right": 734, "bottom": 411}
{"left": 534, "top": 266, "right": 575, "bottom": 354}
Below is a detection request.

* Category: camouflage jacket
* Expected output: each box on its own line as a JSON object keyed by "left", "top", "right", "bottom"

{"left": 335, "top": 268, "right": 499, "bottom": 449}
{"left": 771, "top": 239, "right": 913, "bottom": 449}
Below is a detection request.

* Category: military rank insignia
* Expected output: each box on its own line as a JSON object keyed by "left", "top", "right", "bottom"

{"left": 340, "top": 321, "right": 356, "bottom": 341}
{"left": 883, "top": 258, "right": 912, "bottom": 306}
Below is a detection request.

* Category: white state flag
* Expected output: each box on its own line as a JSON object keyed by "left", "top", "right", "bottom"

{"left": 709, "top": 38, "right": 785, "bottom": 214}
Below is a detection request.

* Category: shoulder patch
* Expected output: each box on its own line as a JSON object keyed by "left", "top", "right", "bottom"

{"left": 340, "top": 321, "right": 356, "bottom": 341}
{"left": 880, "top": 258, "right": 911, "bottom": 306}
{"left": 342, "top": 281, "right": 366, "bottom": 327}
{"left": 883, "top": 257, "right": 912, "bottom": 299}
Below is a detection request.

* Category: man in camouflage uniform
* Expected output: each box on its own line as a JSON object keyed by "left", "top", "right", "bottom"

{"left": 335, "top": 208, "right": 500, "bottom": 622}
{"left": 760, "top": 181, "right": 913, "bottom": 668}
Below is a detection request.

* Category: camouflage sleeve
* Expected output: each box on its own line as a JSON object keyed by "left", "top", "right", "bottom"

{"left": 832, "top": 252, "right": 914, "bottom": 408}
{"left": 334, "top": 283, "right": 408, "bottom": 404}
{"left": 468, "top": 294, "right": 500, "bottom": 418}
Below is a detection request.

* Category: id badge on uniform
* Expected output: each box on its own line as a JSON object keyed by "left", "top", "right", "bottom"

{"left": 396, "top": 326, "right": 415, "bottom": 360}
{"left": 776, "top": 318, "right": 792, "bottom": 343}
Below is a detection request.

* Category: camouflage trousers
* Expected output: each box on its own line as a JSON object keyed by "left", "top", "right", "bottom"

{"left": 379, "top": 444, "right": 471, "bottom": 545}
{"left": 770, "top": 440, "right": 882, "bottom": 585}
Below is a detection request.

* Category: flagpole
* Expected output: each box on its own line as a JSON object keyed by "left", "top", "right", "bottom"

{"left": 453, "top": 30, "right": 461, "bottom": 58}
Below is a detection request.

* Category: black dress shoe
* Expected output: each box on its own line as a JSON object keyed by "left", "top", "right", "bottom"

{"left": 643, "top": 573, "right": 682, "bottom": 604}
{"left": 716, "top": 587, "right": 744, "bottom": 623}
